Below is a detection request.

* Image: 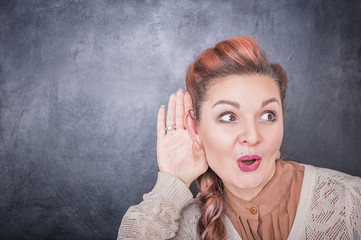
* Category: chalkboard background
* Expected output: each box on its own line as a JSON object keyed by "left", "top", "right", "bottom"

{"left": 1, "top": 0, "right": 360, "bottom": 239}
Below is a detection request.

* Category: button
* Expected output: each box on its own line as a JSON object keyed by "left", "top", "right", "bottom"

{"left": 250, "top": 207, "right": 257, "bottom": 215}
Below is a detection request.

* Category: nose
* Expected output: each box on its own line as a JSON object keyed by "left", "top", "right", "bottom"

{"left": 237, "top": 119, "right": 260, "bottom": 145}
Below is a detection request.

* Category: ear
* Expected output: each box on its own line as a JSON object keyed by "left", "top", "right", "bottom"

{"left": 184, "top": 112, "right": 200, "bottom": 143}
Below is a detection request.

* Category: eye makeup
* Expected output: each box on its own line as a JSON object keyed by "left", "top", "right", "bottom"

{"left": 218, "top": 111, "right": 238, "bottom": 123}
{"left": 217, "top": 109, "right": 278, "bottom": 124}
{"left": 259, "top": 110, "right": 277, "bottom": 122}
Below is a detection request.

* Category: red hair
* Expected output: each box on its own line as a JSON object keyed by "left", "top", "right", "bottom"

{"left": 185, "top": 36, "right": 288, "bottom": 240}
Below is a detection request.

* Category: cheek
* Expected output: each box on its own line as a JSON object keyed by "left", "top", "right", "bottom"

{"left": 199, "top": 126, "right": 236, "bottom": 163}
{"left": 199, "top": 129, "right": 223, "bottom": 153}
{"left": 261, "top": 124, "right": 283, "bottom": 151}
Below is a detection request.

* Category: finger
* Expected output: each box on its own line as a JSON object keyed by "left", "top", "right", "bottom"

{"left": 184, "top": 92, "right": 193, "bottom": 116}
{"left": 157, "top": 105, "right": 166, "bottom": 139}
{"left": 166, "top": 94, "right": 176, "bottom": 128}
{"left": 176, "top": 89, "right": 184, "bottom": 130}
{"left": 193, "top": 141, "right": 208, "bottom": 174}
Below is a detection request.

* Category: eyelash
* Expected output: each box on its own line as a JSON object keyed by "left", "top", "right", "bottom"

{"left": 218, "top": 111, "right": 237, "bottom": 123}
{"left": 218, "top": 110, "right": 278, "bottom": 123}
{"left": 261, "top": 110, "right": 277, "bottom": 122}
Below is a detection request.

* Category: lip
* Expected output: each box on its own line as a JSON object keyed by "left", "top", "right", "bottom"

{"left": 237, "top": 154, "right": 262, "bottom": 172}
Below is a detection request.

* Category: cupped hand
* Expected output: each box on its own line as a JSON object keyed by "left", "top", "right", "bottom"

{"left": 157, "top": 89, "right": 208, "bottom": 187}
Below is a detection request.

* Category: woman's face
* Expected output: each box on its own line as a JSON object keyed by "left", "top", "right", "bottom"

{"left": 197, "top": 74, "right": 283, "bottom": 199}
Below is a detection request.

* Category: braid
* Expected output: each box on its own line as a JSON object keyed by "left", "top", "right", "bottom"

{"left": 197, "top": 168, "right": 226, "bottom": 240}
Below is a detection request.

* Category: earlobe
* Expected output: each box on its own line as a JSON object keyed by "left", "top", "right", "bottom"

{"left": 184, "top": 112, "right": 200, "bottom": 143}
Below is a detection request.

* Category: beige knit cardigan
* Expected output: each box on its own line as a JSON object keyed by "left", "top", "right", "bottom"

{"left": 118, "top": 164, "right": 361, "bottom": 239}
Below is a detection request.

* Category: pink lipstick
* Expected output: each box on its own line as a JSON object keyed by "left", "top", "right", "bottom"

{"left": 237, "top": 155, "right": 262, "bottom": 172}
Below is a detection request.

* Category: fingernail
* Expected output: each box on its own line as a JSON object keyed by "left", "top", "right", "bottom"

{"left": 178, "top": 88, "right": 183, "bottom": 92}
{"left": 160, "top": 105, "right": 165, "bottom": 108}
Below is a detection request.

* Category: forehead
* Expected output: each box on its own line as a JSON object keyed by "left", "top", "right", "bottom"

{"left": 204, "top": 74, "right": 281, "bottom": 107}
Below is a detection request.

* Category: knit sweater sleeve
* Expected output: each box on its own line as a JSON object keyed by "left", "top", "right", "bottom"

{"left": 345, "top": 173, "right": 361, "bottom": 236}
{"left": 117, "top": 172, "right": 194, "bottom": 239}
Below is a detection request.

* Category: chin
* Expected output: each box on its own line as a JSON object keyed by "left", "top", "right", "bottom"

{"left": 235, "top": 174, "right": 264, "bottom": 189}
{"left": 237, "top": 181, "right": 262, "bottom": 190}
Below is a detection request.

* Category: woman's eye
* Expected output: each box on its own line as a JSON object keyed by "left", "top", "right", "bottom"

{"left": 219, "top": 113, "right": 237, "bottom": 122}
{"left": 260, "top": 112, "right": 276, "bottom": 122}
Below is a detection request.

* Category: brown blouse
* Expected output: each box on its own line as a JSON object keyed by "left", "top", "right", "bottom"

{"left": 224, "top": 160, "right": 304, "bottom": 240}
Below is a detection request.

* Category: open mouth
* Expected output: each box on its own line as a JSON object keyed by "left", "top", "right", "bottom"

{"left": 242, "top": 159, "right": 256, "bottom": 166}
{"left": 237, "top": 155, "right": 262, "bottom": 172}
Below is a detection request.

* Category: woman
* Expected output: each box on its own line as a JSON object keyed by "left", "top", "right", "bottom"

{"left": 118, "top": 36, "right": 361, "bottom": 239}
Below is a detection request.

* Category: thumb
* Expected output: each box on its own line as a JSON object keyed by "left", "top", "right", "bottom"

{"left": 192, "top": 140, "right": 208, "bottom": 173}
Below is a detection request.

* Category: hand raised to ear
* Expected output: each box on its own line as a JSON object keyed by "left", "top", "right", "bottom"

{"left": 157, "top": 89, "right": 208, "bottom": 187}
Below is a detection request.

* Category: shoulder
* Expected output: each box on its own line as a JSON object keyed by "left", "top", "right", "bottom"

{"left": 177, "top": 196, "right": 241, "bottom": 239}
{"left": 306, "top": 164, "right": 361, "bottom": 196}
{"left": 177, "top": 197, "right": 202, "bottom": 238}
{"left": 301, "top": 164, "right": 361, "bottom": 235}
{"left": 181, "top": 197, "right": 202, "bottom": 219}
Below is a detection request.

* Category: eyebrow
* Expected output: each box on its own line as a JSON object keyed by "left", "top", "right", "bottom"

{"left": 212, "top": 97, "right": 280, "bottom": 109}
{"left": 261, "top": 97, "right": 280, "bottom": 108}
{"left": 212, "top": 100, "right": 240, "bottom": 109}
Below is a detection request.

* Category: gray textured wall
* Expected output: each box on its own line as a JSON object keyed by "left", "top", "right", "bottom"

{"left": 0, "top": 0, "right": 360, "bottom": 239}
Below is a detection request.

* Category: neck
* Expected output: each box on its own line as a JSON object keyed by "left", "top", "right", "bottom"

{"left": 224, "top": 164, "right": 276, "bottom": 201}
{"left": 225, "top": 184, "right": 264, "bottom": 201}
